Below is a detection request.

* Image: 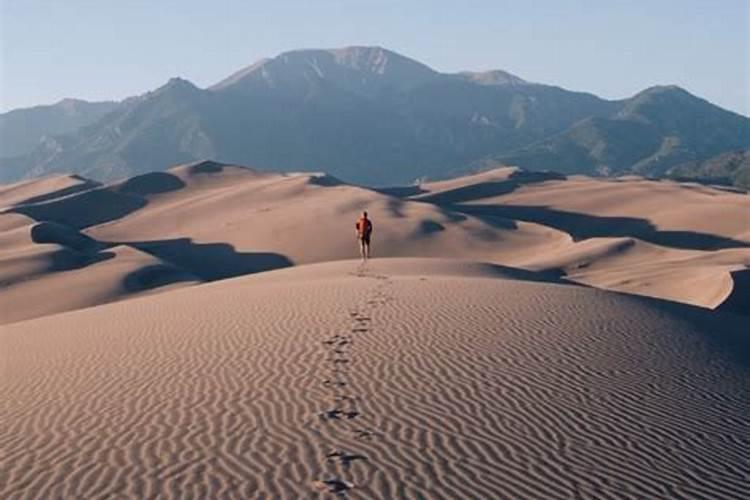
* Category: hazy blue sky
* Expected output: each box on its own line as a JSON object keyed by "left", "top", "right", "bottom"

{"left": 1, "top": 0, "right": 748, "bottom": 114}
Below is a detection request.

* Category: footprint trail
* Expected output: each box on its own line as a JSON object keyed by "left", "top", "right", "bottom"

{"left": 312, "top": 260, "right": 394, "bottom": 495}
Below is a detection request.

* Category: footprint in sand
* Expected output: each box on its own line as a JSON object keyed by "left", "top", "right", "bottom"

{"left": 352, "top": 429, "right": 376, "bottom": 440}
{"left": 312, "top": 478, "right": 354, "bottom": 495}
{"left": 332, "top": 395, "right": 356, "bottom": 403}
{"left": 320, "top": 408, "right": 359, "bottom": 421}
{"left": 326, "top": 450, "right": 368, "bottom": 468}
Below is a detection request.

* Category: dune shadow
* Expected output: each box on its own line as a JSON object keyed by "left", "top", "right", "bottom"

{"left": 31, "top": 221, "right": 106, "bottom": 252}
{"left": 374, "top": 185, "right": 427, "bottom": 198}
{"left": 115, "top": 172, "right": 186, "bottom": 196}
{"left": 10, "top": 187, "right": 146, "bottom": 229}
{"left": 188, "top": 160, "right": 226, "bottom": 174}
{"left": 8, "top": 174, "right": 187, "bottom": 230}
{"left": 123, "top": 264, "right": 198, "bottom": 293}
{"left": 717, "top": 268, "right": 750, "bottom": 316}
{"left": 28, "top": 221, "right": 116, "bottom": 272}
{"left": 418, "top": 219, "right": 446, "bottom": 234}
{"left": 639, "top": 297, "right": 750, "bottom": 368}
{"left": 46, "top": 248, "right": 116, "bottom": 272}
{"left": 455, "top": 204, "right": 749, "bottom": 251}
{"left": 125, "top": 238, "right": 293, "bottom": 281}
{"left": 386, "top": 198, "right": 406, "bottom": 218}
{"left": 12, "top": 177, "right": 101, "bottom": 206}
{"left": 480, "top": 261, "right": 567, "bottom": 283}
{"left": 440, "top": 209, "right": 468, "bottom": 223}
{"left": 307, "top": 174, "right": 344, "bottom": 187}
{"left": 417, "top": 170, "right": 567, "bottom": 204}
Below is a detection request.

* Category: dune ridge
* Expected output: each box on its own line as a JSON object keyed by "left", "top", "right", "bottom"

{"left": 1, "top": 161, "right": 747, "bottom": 324}
{"left": 409, "top": 167, "right": 750, "bottom": 309}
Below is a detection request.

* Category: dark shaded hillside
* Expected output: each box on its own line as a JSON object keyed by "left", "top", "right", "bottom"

{"left": 1, "top": 47, "right": 747, "bottom": 186}
{"left": 0, "top": 99, "right": 118, "bottom": 157}
{"left": 667, "top": 150, "right": 750, "bottom": 189}
{"left": 495, "top": 86, "right": 750, "bottom": 180}
{"left": 10, "top": 79, "right": 216, "bottom": 181}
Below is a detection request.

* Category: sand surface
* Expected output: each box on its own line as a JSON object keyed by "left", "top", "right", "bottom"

{"left": 0, "top": 163, "right": 565, "bottom": 323}
{"left": 2, "top": 258, "right": 748, "bottom": 499}
{"left": 1, "top": 162, "right": 748, "bottom": 323}
{"left": 411, "top": 168, "right": 750, "bottom": 309}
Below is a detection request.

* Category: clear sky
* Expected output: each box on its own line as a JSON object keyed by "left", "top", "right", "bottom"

{"left": 1, "top": 0, "right": 748, "bottom": 115}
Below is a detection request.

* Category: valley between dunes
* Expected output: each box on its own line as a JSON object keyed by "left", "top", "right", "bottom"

{"left": 1, "top": 161, "right": 749, "bottom": 498}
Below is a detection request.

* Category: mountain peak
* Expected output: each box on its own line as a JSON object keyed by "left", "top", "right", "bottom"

{"left": 147, "top": 77, "right": 202, "bottom": 100}
{"left": 326, "top": 45, "right": 430, "bottom": 73}
{"left": 617, "top": 85, "right": 709, "bottom": 120}
{"left": 161, "top": 77, "right": 199, "bottom": 90}
{"left": 632, "top": 85, "right": 693, "bottom": 101}
{"left": 56, "top": 98, "right": 89, "bottom": 107}
{"left": 210, "top": 46, "right": 438, "bottom": 95}
{"left": 209, "top": 46, "right": 532, "bottom": 96}
{"left": 639, "top": 84, "right": 687, "bottom": 94}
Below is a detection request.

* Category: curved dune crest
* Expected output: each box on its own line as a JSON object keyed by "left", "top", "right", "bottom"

{"left": 718, "top": 268, "right": 750, "bottom": 314}
{"left": 2, "top": 259, "right": 748, "bottom": 499}
{"left": 0, "top": 174, "right": 99, "bottom": 208}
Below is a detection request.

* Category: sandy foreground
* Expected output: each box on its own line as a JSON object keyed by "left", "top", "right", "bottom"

{"left": 2, "top": 258, "right": 749, "bottom": 499}
{"left": 1, "top": 161, "right": 749, "bottom": 324}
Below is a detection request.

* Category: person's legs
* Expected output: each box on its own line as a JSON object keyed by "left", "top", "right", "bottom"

{"left": 363, "top": 236, "right": 371, "bottom": 260}
{"left": 359, "top": 238, "right": 366, "bottom": 260}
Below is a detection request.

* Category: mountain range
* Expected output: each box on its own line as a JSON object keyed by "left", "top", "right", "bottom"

{"left": 1, "top": 46, "right": 748, "bottom": 186}
{"left": 0, "top": 99, "right": 117, "bottom": 157}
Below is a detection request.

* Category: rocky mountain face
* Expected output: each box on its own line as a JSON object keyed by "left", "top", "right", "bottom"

{"left": 495, "top": 86, "right": 749, "bottom": 178}
{"left": 667, "top": 150, "right": 750, "bottom": 189}
{"left": 1, "top": 46, "right": 748, "bottom": 186}
{"left": 0, "top": 98, "right": 117, "bottom": 157}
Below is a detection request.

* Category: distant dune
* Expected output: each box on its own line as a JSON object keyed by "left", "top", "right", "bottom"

{"left": 2, "top": 259, "right": 748, "bottom": 498}
{"left": 0, "top": 162, "right": 565, "bottom": 323}
{"left": 409, "top": 167, "right": 750, "bottom": 309}
{"left": 1, "top": 161, "right": 747, "bottom": 324}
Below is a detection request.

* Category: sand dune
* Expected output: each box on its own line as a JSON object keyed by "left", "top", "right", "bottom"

{"left": 2, "top": 258, "right": 748, "bottom": 499}
{"left": 410, "top": 168, "right": 750, "bottom": 309}
{"left": 2, "top": 163, "right": 747, "bottom": 497}
{"left": 415, "top": 167, "right": 749, "bottom": 243}
{"left": 0, "top": 162, "right": 568, "bottom": 323}
{"left": 83, "top": 163, "right": 565, "bottom": 267}
{"left": 1, "top": 161, "right": 747, "bottom": 324}
{"left": 0, "top": 211, "right": 198, "bottom": 324}
{"left": 0, "top": 174, "right": 99, "bottom": 208}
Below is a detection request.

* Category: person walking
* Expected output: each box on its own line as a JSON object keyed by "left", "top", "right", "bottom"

{"left": 355, "top": 211, "right": 373, "bottom": 260}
